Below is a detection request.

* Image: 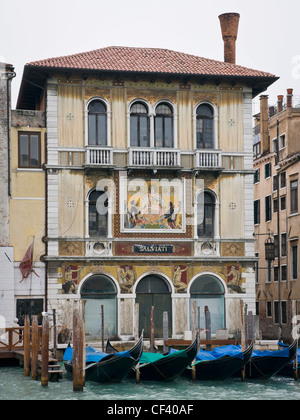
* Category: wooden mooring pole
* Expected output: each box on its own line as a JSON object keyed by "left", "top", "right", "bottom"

{"left": 191, "top": 301, "right": 197, "bottom": 382}
{"left": 292, "top": 300, "right": 299, "bottom": 381}
{"left": 23, "top": 315, "right": 30, "bottom": 377}
{"left": 101, "top": 304, "right": 105, "bottom": 353}
{"left": 134, "top": 303, "right": 139, "bottom": 341}
{"left": 41, "top": 315, "right": 49, "bottom": 387}
{"left": 240, "top": 300, "right": 246, "bottom": 382}
{"left": 150, "top": 306, "right": 155, "bottom": 352}
{"left": 31, "top": 315, "right": 39, "bottom": 381}
{"left": 205, "top": 306, "right": 211, "bottom": 351}
{"left": 163, "top": 311, "right": 169, "bottom": 354}
{"left": 73, "top": 300, "right": 84, "bottom": 392}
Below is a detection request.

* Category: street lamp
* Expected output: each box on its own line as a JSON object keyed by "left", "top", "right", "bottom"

{"left": 264, "top": 235, "right": 275, "bottom": 261}
{"left": 264, "top": 233, "right": 275, "bottom": 284}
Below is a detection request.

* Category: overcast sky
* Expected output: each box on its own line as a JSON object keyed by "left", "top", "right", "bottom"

{"left": 1, "top": 0, "right": 300, "bottom": 112}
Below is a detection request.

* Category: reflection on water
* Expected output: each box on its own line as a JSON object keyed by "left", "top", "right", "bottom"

{"left": 0, "top": 366, "right": 300, "bottom": 400}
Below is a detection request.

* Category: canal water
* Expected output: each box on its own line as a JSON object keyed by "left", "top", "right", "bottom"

{"left": 0, "top": 366, "right": 300, "bottom": 400}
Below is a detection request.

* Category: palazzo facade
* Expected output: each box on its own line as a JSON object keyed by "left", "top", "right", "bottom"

{"left": 3, "top": 13, "right": 278, "bottom": 340}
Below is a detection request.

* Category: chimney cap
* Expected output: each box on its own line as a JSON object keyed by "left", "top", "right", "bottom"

{"left": 218, "top": 12, "right": 240, "bottom": 18}
{"left": 218, "top": 13, "right": 240, "bottom": 36}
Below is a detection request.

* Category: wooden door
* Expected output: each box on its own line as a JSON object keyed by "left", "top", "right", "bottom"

{"left": 136, "top": 275, "right": 172, "bottom": 338}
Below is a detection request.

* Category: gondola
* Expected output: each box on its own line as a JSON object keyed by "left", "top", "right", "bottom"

{"left": 276, "top": 348, "right": 300, "bottom": 378}
{"left": 241, "top": 339, "right": 298, "bottom": 380}
{"left": 63, "top": 333, "right": 143, "bottom": 383}
{"left": 124, "top": 334, "right": 199, "bottom": 382}
{"left": 183, "top": 342, "right": 253, "bottom": 381}
{"left": 275, "top": 342, "right": 299, "bottom": 378}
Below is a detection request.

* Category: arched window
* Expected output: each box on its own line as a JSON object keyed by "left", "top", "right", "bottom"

{"left": 196, "top": 104, "right": 214, "bottom": 149}
{"left": 154, "top": 103, "right": 173, "bottom": 148}
{"left": 197, "top": 191, "right": 215, "bottom": 238}
{"left": 190, "top": 275, "right": 225, "bottom": 333}
{"left": 81, "top": 275, "right": 117, "bottom": 338}
{"left": 130, "top": 102, "right": 150, "bottom": 147}
{"left": 88, "top": 100, "right": 107, "bottom": 146}
{"left": 88, "top": 190, "right": 108, "bottom": 237}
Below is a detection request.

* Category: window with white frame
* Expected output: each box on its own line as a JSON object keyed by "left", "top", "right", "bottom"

{"left": 154, "top": 103, "right": 174, "bottom": 148}
{"left": 196, "top": 104, "right": 214, "bottom": 149}
{"left": 279, "top": 134, "right": 286, "bottom": 150}
{"left": 265, "top": 195, "right": 272, "bottom": 222}
{"left": 88, "top": 100, "right": 107, "bottom": 146}
{"left": 130, "top": 102, "right": 150, "bottom": 147}
{"left": 88, "top": 189, "right": 109, "bottom": 237}
{"left": 197, "top": 191, "right": 216, "bottom": 238}
{"left": 292, "top": 244, "right": 298, "bottom": 280}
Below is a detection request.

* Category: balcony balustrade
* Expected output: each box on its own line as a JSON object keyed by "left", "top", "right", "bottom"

{"left": 85, "top": 146, "right": 114, "bottom": 166}
{"left": 128, "top": 148, "right": 181, "bottom": 167}
{"left": 194, "top": 149, "right": 222, "bottom": 169}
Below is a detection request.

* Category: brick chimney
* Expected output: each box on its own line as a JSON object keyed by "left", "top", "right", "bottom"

{"left": 218, "top": 12, "right": 240, "bottom": 64}
{"left": 287, "top": 88, "right": 293, "bottom": 108}
{"left": 277, "top": 95, "right": 283, "bottom": 113}
{"left": 260, "top": 95, "right": 269, "bottom": 154}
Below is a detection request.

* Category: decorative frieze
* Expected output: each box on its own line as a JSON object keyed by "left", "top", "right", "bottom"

{"left": 221, "top": 242, "right": 245, "bottom": 257}
{"left": 58, "top": 241, "right": 85, "bottom": 256}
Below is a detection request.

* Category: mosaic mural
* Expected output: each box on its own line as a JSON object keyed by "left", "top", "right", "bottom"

{"left": 122, "top": 178, "right": 184, "bottom": 232}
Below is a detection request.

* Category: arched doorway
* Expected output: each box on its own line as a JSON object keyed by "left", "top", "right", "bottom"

{"left": 81, "top": 275, "right": 117, "bottom": 338}
{"left": 190, "top": 274, "right": 225, "bottom": 334}
{"left": 136, "top": 275, "right": 172, "bottom": 338}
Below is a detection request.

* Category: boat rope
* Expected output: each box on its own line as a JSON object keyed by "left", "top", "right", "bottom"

{"left": 250, "top": 360, "right": 267, "bottom": 377}
{"left": 293, "top": 363, "right": 300, "bottom": 370}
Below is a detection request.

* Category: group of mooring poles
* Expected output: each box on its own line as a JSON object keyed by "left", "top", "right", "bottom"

{"left": 23, "top": 313, "right": 51, "bottom": 387}
{"left": 22, "top": 301, "right": 86, "bottom": 392}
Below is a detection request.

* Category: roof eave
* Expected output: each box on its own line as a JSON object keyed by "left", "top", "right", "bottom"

{"left": 17, "top": 64, "right": 279, "bottom": 108}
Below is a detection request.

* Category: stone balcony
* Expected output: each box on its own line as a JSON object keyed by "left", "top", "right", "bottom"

{"left": 128, "top": 147, "right": 181, "bottom": 168}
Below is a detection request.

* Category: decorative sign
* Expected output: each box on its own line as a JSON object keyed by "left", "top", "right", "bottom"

{"left": 134, "top": 244, "right": 173, "bottom": 254}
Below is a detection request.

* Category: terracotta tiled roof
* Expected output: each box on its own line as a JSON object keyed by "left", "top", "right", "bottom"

{"left": 27, "top": 46, "right": 275, "bottom": 78}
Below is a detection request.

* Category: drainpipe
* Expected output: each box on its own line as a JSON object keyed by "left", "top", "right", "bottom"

{"left": 6, "top": 67, "right": 16, "bottom": 198}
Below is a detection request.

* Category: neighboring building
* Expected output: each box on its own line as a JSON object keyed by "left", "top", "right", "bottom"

{"left": 4, "top": 13, "right": 278, "bottom": 340}
{"left": 0, "top": 63, "right": 16, "bottom": 327}
{"left": 0, "top": 61, "right": 46, "bottom": 327}
{"left": 253, "top": 90, "right": 300, "bottom": 340}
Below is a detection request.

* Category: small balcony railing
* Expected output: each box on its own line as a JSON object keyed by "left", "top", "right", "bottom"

{"left": 85, "top": 146, "right": 114, "bottom": 166}
{"left": 128, "top": 148, "right": 181, "bottom": 167}
{"left": 194, "top": 149, "right": 221, "bottom": 169}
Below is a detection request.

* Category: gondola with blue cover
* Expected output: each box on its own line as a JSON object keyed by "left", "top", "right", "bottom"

{"left": 243, "top": 339, "right": 298, "bottom": 380}
{"left": 183, "top": 342, "right": 253, "bottom": 380}
{"left": 63, "top": 333, "right": 143, "bottom": 383}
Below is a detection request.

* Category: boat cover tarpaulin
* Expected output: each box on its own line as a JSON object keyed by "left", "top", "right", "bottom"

{"left": 139, "top": 350, "right": 187, "bottom": 365}
{"left": 195, "top": 345, "right": 244, "bottom": 362}
{"left": 63, "top": 345, "right": 131, "bottom": 363}
{"left": 252, "top": 346, "right": 290, "bottom": 358}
